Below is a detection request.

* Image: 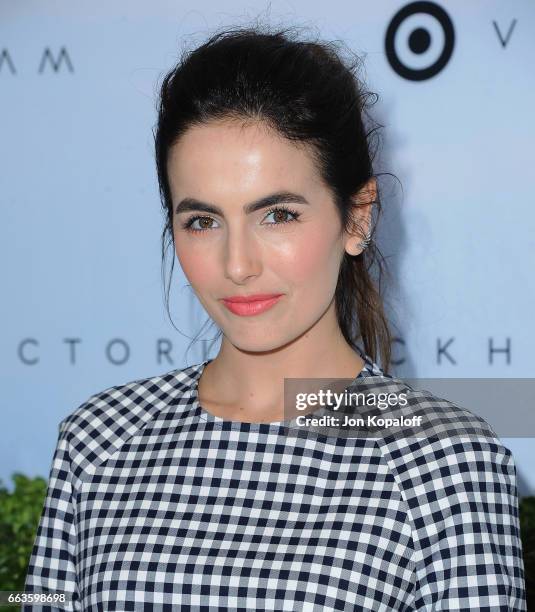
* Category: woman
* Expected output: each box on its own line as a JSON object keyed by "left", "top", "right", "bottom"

{"left": 24, "top": 25, "right": 526, "bottom": 610}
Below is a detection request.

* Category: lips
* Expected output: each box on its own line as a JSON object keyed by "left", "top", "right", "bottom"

{"left": 222, "top": 293, "right": 283, "bottom": 303}
{"left": 221, "top": 294, "right": 283, "bottom": 316}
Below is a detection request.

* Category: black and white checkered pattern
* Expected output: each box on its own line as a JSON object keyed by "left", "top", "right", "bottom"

{"left": 23, "top": 351, "right": 526, "bottom": 610}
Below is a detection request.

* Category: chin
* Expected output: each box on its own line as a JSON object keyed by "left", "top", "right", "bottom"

{"left": 222, "top": 328, "right": 291, "bottom": 354}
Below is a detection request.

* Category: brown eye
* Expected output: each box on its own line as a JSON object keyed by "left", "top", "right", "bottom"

{"left": 263, "top": 206, "right": 301, "bottom": 226}
{"left": 198, "top": 217, "right": 213, "bottom": 229}
{"left": 182, "top": 215, "right": 218, "bottom": 233}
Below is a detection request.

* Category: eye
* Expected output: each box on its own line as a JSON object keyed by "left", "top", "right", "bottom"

{"left": 261, "top": 205, "right": 301, "bottom": 227}
{"left": 181, "top": 215, "right": 220, "bottom": 233}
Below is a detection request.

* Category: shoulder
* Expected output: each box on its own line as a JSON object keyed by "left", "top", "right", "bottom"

{"left": 355, "top": 370, "right": 499, "bottom": 439}
{"left": 56, "top": 361, "right": 204, "bottom": 483}
{"left": 364, "top": 373, "right": 519, "bottom": 532}
{"left": 363, "top": 372, "right": 515, "bottom": 474}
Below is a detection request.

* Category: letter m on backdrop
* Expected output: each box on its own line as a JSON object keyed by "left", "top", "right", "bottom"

{"left": 38, "top": 47, "right": 74, "bottom": 73}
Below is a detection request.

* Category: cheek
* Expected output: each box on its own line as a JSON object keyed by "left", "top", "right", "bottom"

{"left": 174, "top": 239, "right": 215, "bottom": 288}
{"left": 275, "top": 227, "right": 342, "bottom": 288}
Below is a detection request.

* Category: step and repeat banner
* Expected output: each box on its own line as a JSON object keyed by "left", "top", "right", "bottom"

{"left": 2, "top": 1, "right": 534, "bottom": 493}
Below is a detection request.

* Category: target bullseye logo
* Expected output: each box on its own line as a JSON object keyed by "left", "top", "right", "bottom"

{"left": 385, "top": 1, "right": 455, "bottom": 81}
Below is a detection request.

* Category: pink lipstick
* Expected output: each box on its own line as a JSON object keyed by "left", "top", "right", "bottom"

{"left": 221, "top": 294, "right": 283, "bottom": 317}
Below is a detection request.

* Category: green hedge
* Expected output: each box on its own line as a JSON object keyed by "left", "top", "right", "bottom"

{"left": 0, "top": 474, "right": 47, "bottom": 612}
{"left": 1, "top": 473, "right": 534, "bottom": 609}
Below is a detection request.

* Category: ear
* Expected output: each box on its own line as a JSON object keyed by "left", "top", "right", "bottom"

{"left": 344, "top": 177, "right": 377, "bottom": 256}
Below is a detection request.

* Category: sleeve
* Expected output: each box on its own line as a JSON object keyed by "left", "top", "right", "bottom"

{"left": 22, "top": 421, "right": 81, "bottom": 611}
{"left": 410, "top": 439, "right": 527, "bottom": 611}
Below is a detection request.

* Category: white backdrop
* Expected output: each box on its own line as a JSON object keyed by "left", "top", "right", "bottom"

{"left": 2, "top": 1, "right": 534, "bottom": 494}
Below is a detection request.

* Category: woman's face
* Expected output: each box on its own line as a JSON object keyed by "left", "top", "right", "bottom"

{"left": 168, "top": 120, "right": 371, "bottom": 353}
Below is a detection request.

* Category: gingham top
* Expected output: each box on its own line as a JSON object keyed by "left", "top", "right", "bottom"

{"left": 24, "top": 351, "right": 526, "bottom": 611}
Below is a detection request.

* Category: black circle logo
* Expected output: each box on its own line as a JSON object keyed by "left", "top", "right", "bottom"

{"left": 385, "top": 1, "right": 455, "bottom": 81}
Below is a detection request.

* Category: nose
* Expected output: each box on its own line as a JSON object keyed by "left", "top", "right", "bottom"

{"left": 223, "top": 225, "right": 262, "bottom": 284}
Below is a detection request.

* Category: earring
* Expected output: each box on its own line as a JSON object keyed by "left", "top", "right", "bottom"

{"left": 353, "top": 199, "right": 376, "bottom": 253}
{"left": 357, "top": 230, "right": 372, "bottom": 251}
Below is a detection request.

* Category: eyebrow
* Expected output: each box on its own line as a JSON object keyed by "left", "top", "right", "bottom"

{"left": 174, "top": 191, "right": 310, "bottom": 216}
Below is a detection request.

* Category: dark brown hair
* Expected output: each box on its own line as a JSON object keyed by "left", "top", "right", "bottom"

{"left": 154, "top": 24, "right": 394, "bottom": 374}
